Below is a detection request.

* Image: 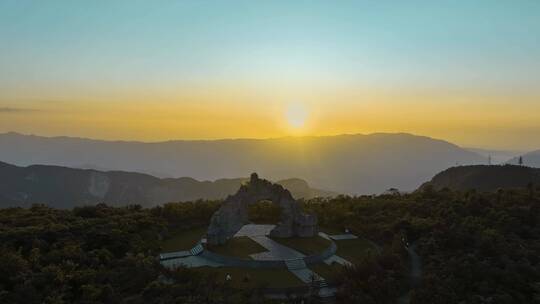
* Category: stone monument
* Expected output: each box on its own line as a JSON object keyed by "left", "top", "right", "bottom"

{"left": 206, "top": 173, "right": 318, "bottom": 245}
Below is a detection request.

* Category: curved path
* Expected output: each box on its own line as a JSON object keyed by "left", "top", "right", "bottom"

{"left": 160, "top": 225, "right": 376, "bottom": 301}
{"left": 398, "top": 242, "right": 422, "bottom": 304}
{"left": 408, "top": 243, "right": 422, "bottom": 286}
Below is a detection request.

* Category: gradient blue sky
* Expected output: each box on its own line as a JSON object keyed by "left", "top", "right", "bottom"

{"left": 2, "top": 1, "right": 539, "bottom": 88}
{"left": 1, "top": 1, "right": 540, "bottom": 149}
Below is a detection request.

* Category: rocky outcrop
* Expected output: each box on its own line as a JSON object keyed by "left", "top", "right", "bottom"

{"left": 207, "top": 173, "right": 318, "bottom": 245}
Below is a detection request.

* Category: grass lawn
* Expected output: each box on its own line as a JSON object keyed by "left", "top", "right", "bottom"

{"left": 310, "top": 263, "right": 346, "bottom": 283}
{"left": 334, "top": 238, "right": 378, "bottom": 265}
{"left": 195, "top": 266, "right": 304, "bottom": 289}
{"left": 270, "top": 235, "right": 331, "bottom": 255}
{"left": 206, "top": 236, "right": 267, "bottom": 259}
{"left": 160, "top": 226, "right": 207, "bottom": 253}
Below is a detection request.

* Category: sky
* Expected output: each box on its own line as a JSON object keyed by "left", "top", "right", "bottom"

{"left": 0, "top": 0, "right": 539, "bottom": 150}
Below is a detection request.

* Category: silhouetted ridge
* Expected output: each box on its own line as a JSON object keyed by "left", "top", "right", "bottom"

{"left": 507, "top": 150, "right": 540, "bottom": 167}
{"left": 420, "top": 165, "right": 540, "bottom": 192}
{"left": 0, "top": 161, "right": 334, "bottom": 208}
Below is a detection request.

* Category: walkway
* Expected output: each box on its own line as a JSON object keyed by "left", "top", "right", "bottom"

{"left": 234, "top": 223, "right": 307, "bottom": 261}
{"left": 159, "top": 250, "right": 191, "bottom": 260}
{"left": 398, "top": 242, "right": 422, "bottom": 304}
{"left": 160, "top": 243, "right": 218, "bottom": 268}
{"left": 319, "top": 231, "right": 359, "bottom": 241}
{"left": 319, "top": 232, "right": 354, "bottom": 267}
{"left": 329, "top": 234, "right": 358, "bottom": 240}
{"left": 250, "top": 236, "right": 305, "bottom": 260}
{"left": 234, "top": 224, "right": 275, "bottom": 237}
{"left": 161, "top": 255, "right": 223, "bottom": 268}
{"left": 160, "top": 224, "right": 338, "bottom": 297}
{"left": 284, "top": 258, "right": 321, "bottom": 283}
{"left": 289, "top": 268, "right": 322, "bottom": 283}
{"left": 324, "top": 254, "right": 353, "bottom": 267}
{"left": 234, "top": 224, "right": 331, "bottom": 284}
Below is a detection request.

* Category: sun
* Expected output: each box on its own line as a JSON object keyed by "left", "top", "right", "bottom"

{"left": 285, "top": 103, "right": 308, "bottom": 130}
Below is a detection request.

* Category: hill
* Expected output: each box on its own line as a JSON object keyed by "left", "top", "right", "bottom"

{"left": 0, "top": 161, "right": 333, "bottom": 208}
{"left": 420, "top": 165, "right": 540, "bottom": 192}
{"left": 1, "top": 181, "right": 538, "bottom": 303}
{"left": 507, "top": 150, "right": 540, "bottom": 167}
{"left": 0, "top": 132, "right": 486, "bottom": 194}
{"left": 466, "top": 148, "right": 523, "bottom": 165}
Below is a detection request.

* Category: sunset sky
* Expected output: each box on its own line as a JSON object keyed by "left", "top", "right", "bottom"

{"left": 1, "top": 1, "right": 539, "bottom": 150}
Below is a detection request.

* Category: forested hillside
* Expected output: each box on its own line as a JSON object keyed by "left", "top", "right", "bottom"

{"left": 0, "top": 161, "right": 333, "bottom": 208}
{"left": 421, "top": 165, "right": 540, "bottom": 192}
{"left": 1, "top": 186, "right": 538, "bottom": 303}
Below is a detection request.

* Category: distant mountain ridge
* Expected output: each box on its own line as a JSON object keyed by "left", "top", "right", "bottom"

{"left": 0, "top": 161, "right": 334, "bottom": 209}
{"left": 466, "top": 148, "right": 524, "bottom": 165}
{"left": 0, "top": 132, "right": 486, "bottom": 194}
{"left": 420, "top": 165, "right": 540, "bottom": 192}
{"left": 507, "top": 150, "right": 540, "bottom": 167}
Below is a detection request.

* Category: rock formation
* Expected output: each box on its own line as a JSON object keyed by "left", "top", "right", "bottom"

{"left": 206, "top": 173, "right": 318, "bottom": 245}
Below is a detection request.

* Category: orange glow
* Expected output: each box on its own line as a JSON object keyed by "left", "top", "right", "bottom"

{"left": 1, "top": 85, "right": 540, "bottom": 150}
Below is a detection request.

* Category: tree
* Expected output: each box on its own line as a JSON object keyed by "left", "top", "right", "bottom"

{"left": 519, "top": 156, "right": 524, "bottom": 166}
{"left": 527, "top": 182, "right": 534, "bottom": 198}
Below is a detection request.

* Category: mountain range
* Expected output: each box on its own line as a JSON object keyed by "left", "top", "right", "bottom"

{"left": 0, "top": 132, "right": 487, "bottom": 194}
{"left": 0, "top": 161, "right": 333, "bottom": 209}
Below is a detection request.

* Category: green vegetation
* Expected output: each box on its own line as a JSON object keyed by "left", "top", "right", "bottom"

{"left": 305, "top": 188, "right": 540, "bottom": 304}
{"left": 1, "top": 185, "right": 539, "bottom": 303}
{"left": 0, "top": 201, "right": 227, "bottom": 304}
{"left": 206, "top": 237, "right": 267, "bottom": 259}
{"left": 160, "top": 200, "right": 220, "bottom": 229}
{"left": 160, "top": 226, "right": 207, "bottom": 253}
{"left": 310, "top": 263, "right": 345, "bottom": 283}
{"left": 270, "top": 235, "right": 331, "bottom": 255}
{"left": 195, "top": 266, "right": 303, "bottom": 289}
{"left": 424, "top": 164, "right": 540, "bottom": 192}
{"left": 247, "top": 200, "right": 282, "bottom": 224}
{"left": 334, "top": 238, "right": 378, "bottom": 265}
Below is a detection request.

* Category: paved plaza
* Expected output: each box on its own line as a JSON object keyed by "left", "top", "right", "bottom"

{"left": 234, "top": 224, "right": 275, "bottom": 237}
{"left": 160, "top": 224, "right": 356, "bottom": 290}
{"left": 235, "top": 224, "right": 306, "bottom": 260}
